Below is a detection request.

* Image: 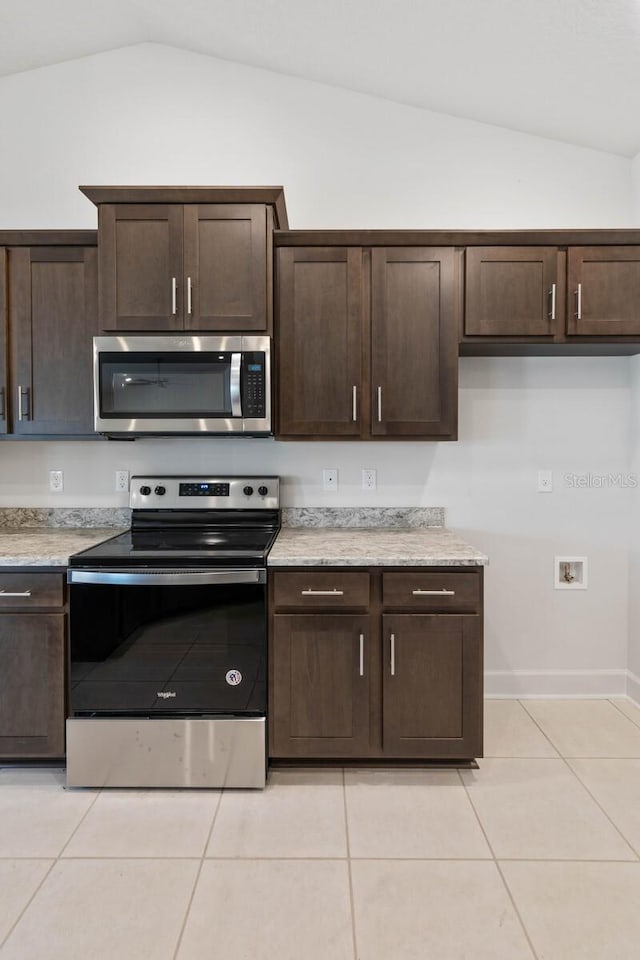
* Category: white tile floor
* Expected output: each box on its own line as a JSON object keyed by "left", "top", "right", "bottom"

{"left": 2, "top": 698, "right": 640, "bottom": 959}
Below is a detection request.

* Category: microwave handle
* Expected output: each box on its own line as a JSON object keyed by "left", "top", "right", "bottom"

{"left": 230, "top": 353, "right": 242, "bottom": 417}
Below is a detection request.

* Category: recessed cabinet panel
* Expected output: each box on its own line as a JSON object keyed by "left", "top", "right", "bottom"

{"left": 371, "top": 248, "right": 456, "bottom": 437}
{"left": 185, "top": 205, "right": 266, "bottom": 331}
{"left": 277, "top": 247, "right": 363, "bottom": 436}
{"left": 568, "top": 246, "right": 640, "bottom": 335}
{"left": 465, "top": 247, "right": 558, "bottom": 337}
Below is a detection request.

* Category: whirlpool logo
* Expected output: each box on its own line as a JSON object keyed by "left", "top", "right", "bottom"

{"left": 156, "top": 691, "right": 177, "bottom": 699}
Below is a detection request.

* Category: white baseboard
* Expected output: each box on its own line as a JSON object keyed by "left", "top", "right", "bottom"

{"left": 484, "top": 669, "right": 628, "bottom": 698}
{"left": 627, "top": 671, "right": 640, "bottom": 706}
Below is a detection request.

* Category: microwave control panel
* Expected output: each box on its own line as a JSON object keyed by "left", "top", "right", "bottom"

{"left": 242, "top": 354, "right": 266, "bottom": 418}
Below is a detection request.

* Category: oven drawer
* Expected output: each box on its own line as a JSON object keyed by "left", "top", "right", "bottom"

{"left": 0, "top": 573, "right": 64, "bottom": 609}
{"left": 382, "top": 571, "right": 480, "bottom": 611}
{"left": 272, "top": 571, "right": 370, "bottom": 609}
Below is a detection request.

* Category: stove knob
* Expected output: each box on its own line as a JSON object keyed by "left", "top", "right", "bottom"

{"left": 243, "top": 485, "right": 254, "bottom": 496}
{"left": 139, "top": 485, "right": 151, "bottom": 496}
{"left": 258, "top": 485, "right": 268, "bottom": 497}
{"left": 154, "top": 486, "right": 166, "bottom": 496}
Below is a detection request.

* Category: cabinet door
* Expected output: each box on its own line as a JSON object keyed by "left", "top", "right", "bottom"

{"left": 98, "top": 204, "right": 184, "bottom": 331}
{"left": 465, "top": 247, "right": 559, "bottom": 337}
{"left": 183, "top": 204, "right": 267, "bottom": 331}
{"left": 277, "top": 247, "right": 363, "bottom": 436}
{"left": 371, "top": 247, "right": 457, "bottom": 438}
{"left": 567, "top": 246, "right": 640, "bottom": 335}
{"left": 382, "top": 614, "right": 482, "bottom": 758}
{"left": 0, "top": 613, "right": 65, "bottom": 758}
{"left": 0, "top": 249, "right": 6, "bottom": 436}
{"left": 270, "top": 614, "right": 371, "bottom": 757}
{"left": 9, "top": 246, "right": 99, "bottom": 435}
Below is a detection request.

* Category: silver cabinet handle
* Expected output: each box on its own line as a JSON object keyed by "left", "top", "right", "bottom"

{"left": 0, "top": 590, "right": 32, "bottom": 597}
{"left": 301, "top": 588, "right": 344, "bottom": 596}
{"left": 575, "top": 283, "right": 582, "bottom": 319}
{"left": 352, "top": 385, "right": 357, "bottom": 422}
{"left": 171, "top": 277, "right": 177, "bottom": 316}
{"left": 187, "top": 276, "right": 192, "bottom": 315}
{"left": 412, "top": 588, "right": 456, "bottom": 596}
{"left": 550, "top": 283, "right": 557, "bottom": 320}
{"left": 17, "top": 386, "right": 29, "bottom": 421}
{"left": 0, "top": 386, "right": 5, "bottom": 420}
{"left": 359, "top": 633, "right": 364, "bottom": 677}
{"left": 377, "top": 386, "right": 382, "bottom": 423}
{"left": 390, "top": 633, "right": 396, "bottom": 676}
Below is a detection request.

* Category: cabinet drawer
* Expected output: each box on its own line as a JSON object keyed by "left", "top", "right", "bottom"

{"left": 0, "top": 573, "right": 64, "bottom": 609}
{"left": 382, "top": 571, "right": 480, "bottom": 611}
{"left": 272, "top": 572, "right": 370, "bottom": 609}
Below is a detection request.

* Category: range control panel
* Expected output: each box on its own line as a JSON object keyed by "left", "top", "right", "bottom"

{"left": 130, "top": 476, "right": 280, "bottom": 510}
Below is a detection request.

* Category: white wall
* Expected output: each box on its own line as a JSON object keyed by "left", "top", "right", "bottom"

{"left": 0, "top": 42, "right": 636, "bottom": 697}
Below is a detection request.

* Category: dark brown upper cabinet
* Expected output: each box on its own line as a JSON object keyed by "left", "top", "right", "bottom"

{"left": 277, "top": 246, "right": 363, "bottom": 437}
{"left": 465, "top": 246, "right": 560, "bottom": 338}
{"left": 567, "top": 246, "right": 640, "bottom": 336}
{"left": 80, "top": 186, "right": 288, "bottom": 334}
{"left": 276, "top": 244, "right": 457, "bottom": 440}
{"left": 0, "top": 236, "right": 99, "bottom": 438}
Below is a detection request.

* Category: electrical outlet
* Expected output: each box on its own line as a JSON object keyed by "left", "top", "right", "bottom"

{"left": 49, "top": 470, "right": 63, "bottom": 493}
{"left": 115, "top": 470, "right": 129, "bottom": 492}
{"left": 362, "top": 468, "right": 377, "bottom": 491}
{"left": 323, "top": 468, "right": 338, "bottom": 492}
{"left": 537, "top": 470, "right": 553, "bottom": 493}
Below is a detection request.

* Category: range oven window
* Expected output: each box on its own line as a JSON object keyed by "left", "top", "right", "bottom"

{"left": 98, "top": 352, "right": 232, "bottom": 418}
{"left": 69, "top": 581, "right": 266, "bottom": 717}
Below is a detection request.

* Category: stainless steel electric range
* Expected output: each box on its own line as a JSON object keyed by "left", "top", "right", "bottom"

{"left": 66, "top": 475, "right": 280, "bottom": 789}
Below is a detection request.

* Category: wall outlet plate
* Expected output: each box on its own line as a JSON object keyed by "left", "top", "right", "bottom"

{"left": 362, "top": 468, "right": 377, "bottom": 491}
{"left": 538, "top": 470, "right": 553, "bottom": 492}
{"left": 323, "top": 468, "right": 338, "bottom": 492}
{"left": 49, "top": 470, "right": 63, "bottom": 493}
{"left": 115, "top": 470, "right": 129, "bottom": 492}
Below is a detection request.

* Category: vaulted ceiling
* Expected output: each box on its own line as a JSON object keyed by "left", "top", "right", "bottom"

{"left": 1, "top": 0, "right": 640, "bottom": 156}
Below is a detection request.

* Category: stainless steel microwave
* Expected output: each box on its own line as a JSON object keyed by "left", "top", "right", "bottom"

{"left": 93, "top": 336, "right": 271, "bottom": 436}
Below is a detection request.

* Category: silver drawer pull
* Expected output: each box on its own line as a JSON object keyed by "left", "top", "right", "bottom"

{"left": 412, "top": 588, "right": 456, "bottom": 596}
{"left": 575, "top": 283, "right": 582, "bottom": 320}
{"left": 390, "top": 633, "right": 396, "bottom": 676}
{"left": 171, "top": 277, "right": 178, "bottom": 315}
{"left": 301, "top": 588, "right": 345, "bottom": 596}
{"left": 0, "top": 590, "right": 32, "bottom": 597}
{"left": 359, "top": 633, "right": 364, "bottom": 677}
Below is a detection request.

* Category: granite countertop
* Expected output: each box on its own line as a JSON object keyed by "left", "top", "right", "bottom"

{"left": 0, "top": 528, "right": 123, "bottom": 567}
{"left": 268, "top": 527, "right": 488, "bottom": 567}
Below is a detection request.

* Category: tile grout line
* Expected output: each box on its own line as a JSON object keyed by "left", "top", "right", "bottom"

{"left": 341, "top": 768, "right": 359, "bottom": 960}
{"left": 0, "top": 777, "right": 102, "bottom": 952}
{"left": 456, "top": 767, "right": 541, "bottom": 960}
{"left": 515, "top": 701, "right": 640, "bottom": 860}
{"left": 608, "top": 698, "right": 640, "bottom": 731}
{"left": 560, "top": 757, "right": 640, "bottom": 861}
{"left": 517, "top": 700, "right": 564, "bottom": 755}
{"left": 171, "top": 787, "right": 224, "bottom": 960}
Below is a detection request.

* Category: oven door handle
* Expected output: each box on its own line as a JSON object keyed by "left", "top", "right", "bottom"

{"left": 67, "top": 568, "right": 266, "bottom": 586}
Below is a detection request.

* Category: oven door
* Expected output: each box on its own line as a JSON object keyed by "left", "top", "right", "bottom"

{"left": 68, "top": 568, "right": 266, "bottom": 717}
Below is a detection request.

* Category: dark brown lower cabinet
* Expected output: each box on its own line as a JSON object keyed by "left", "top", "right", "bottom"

{"left": 382, "top": 614, "right": 482, "bottom": 759}
{"left": 269, "top": 567, "right": 483, "bottom": 761}
{"left": 0, "top": 573, "right": 66, "bottom": 758}
{"left": 270, "top": 614, "right": 371, "bottom": 758}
